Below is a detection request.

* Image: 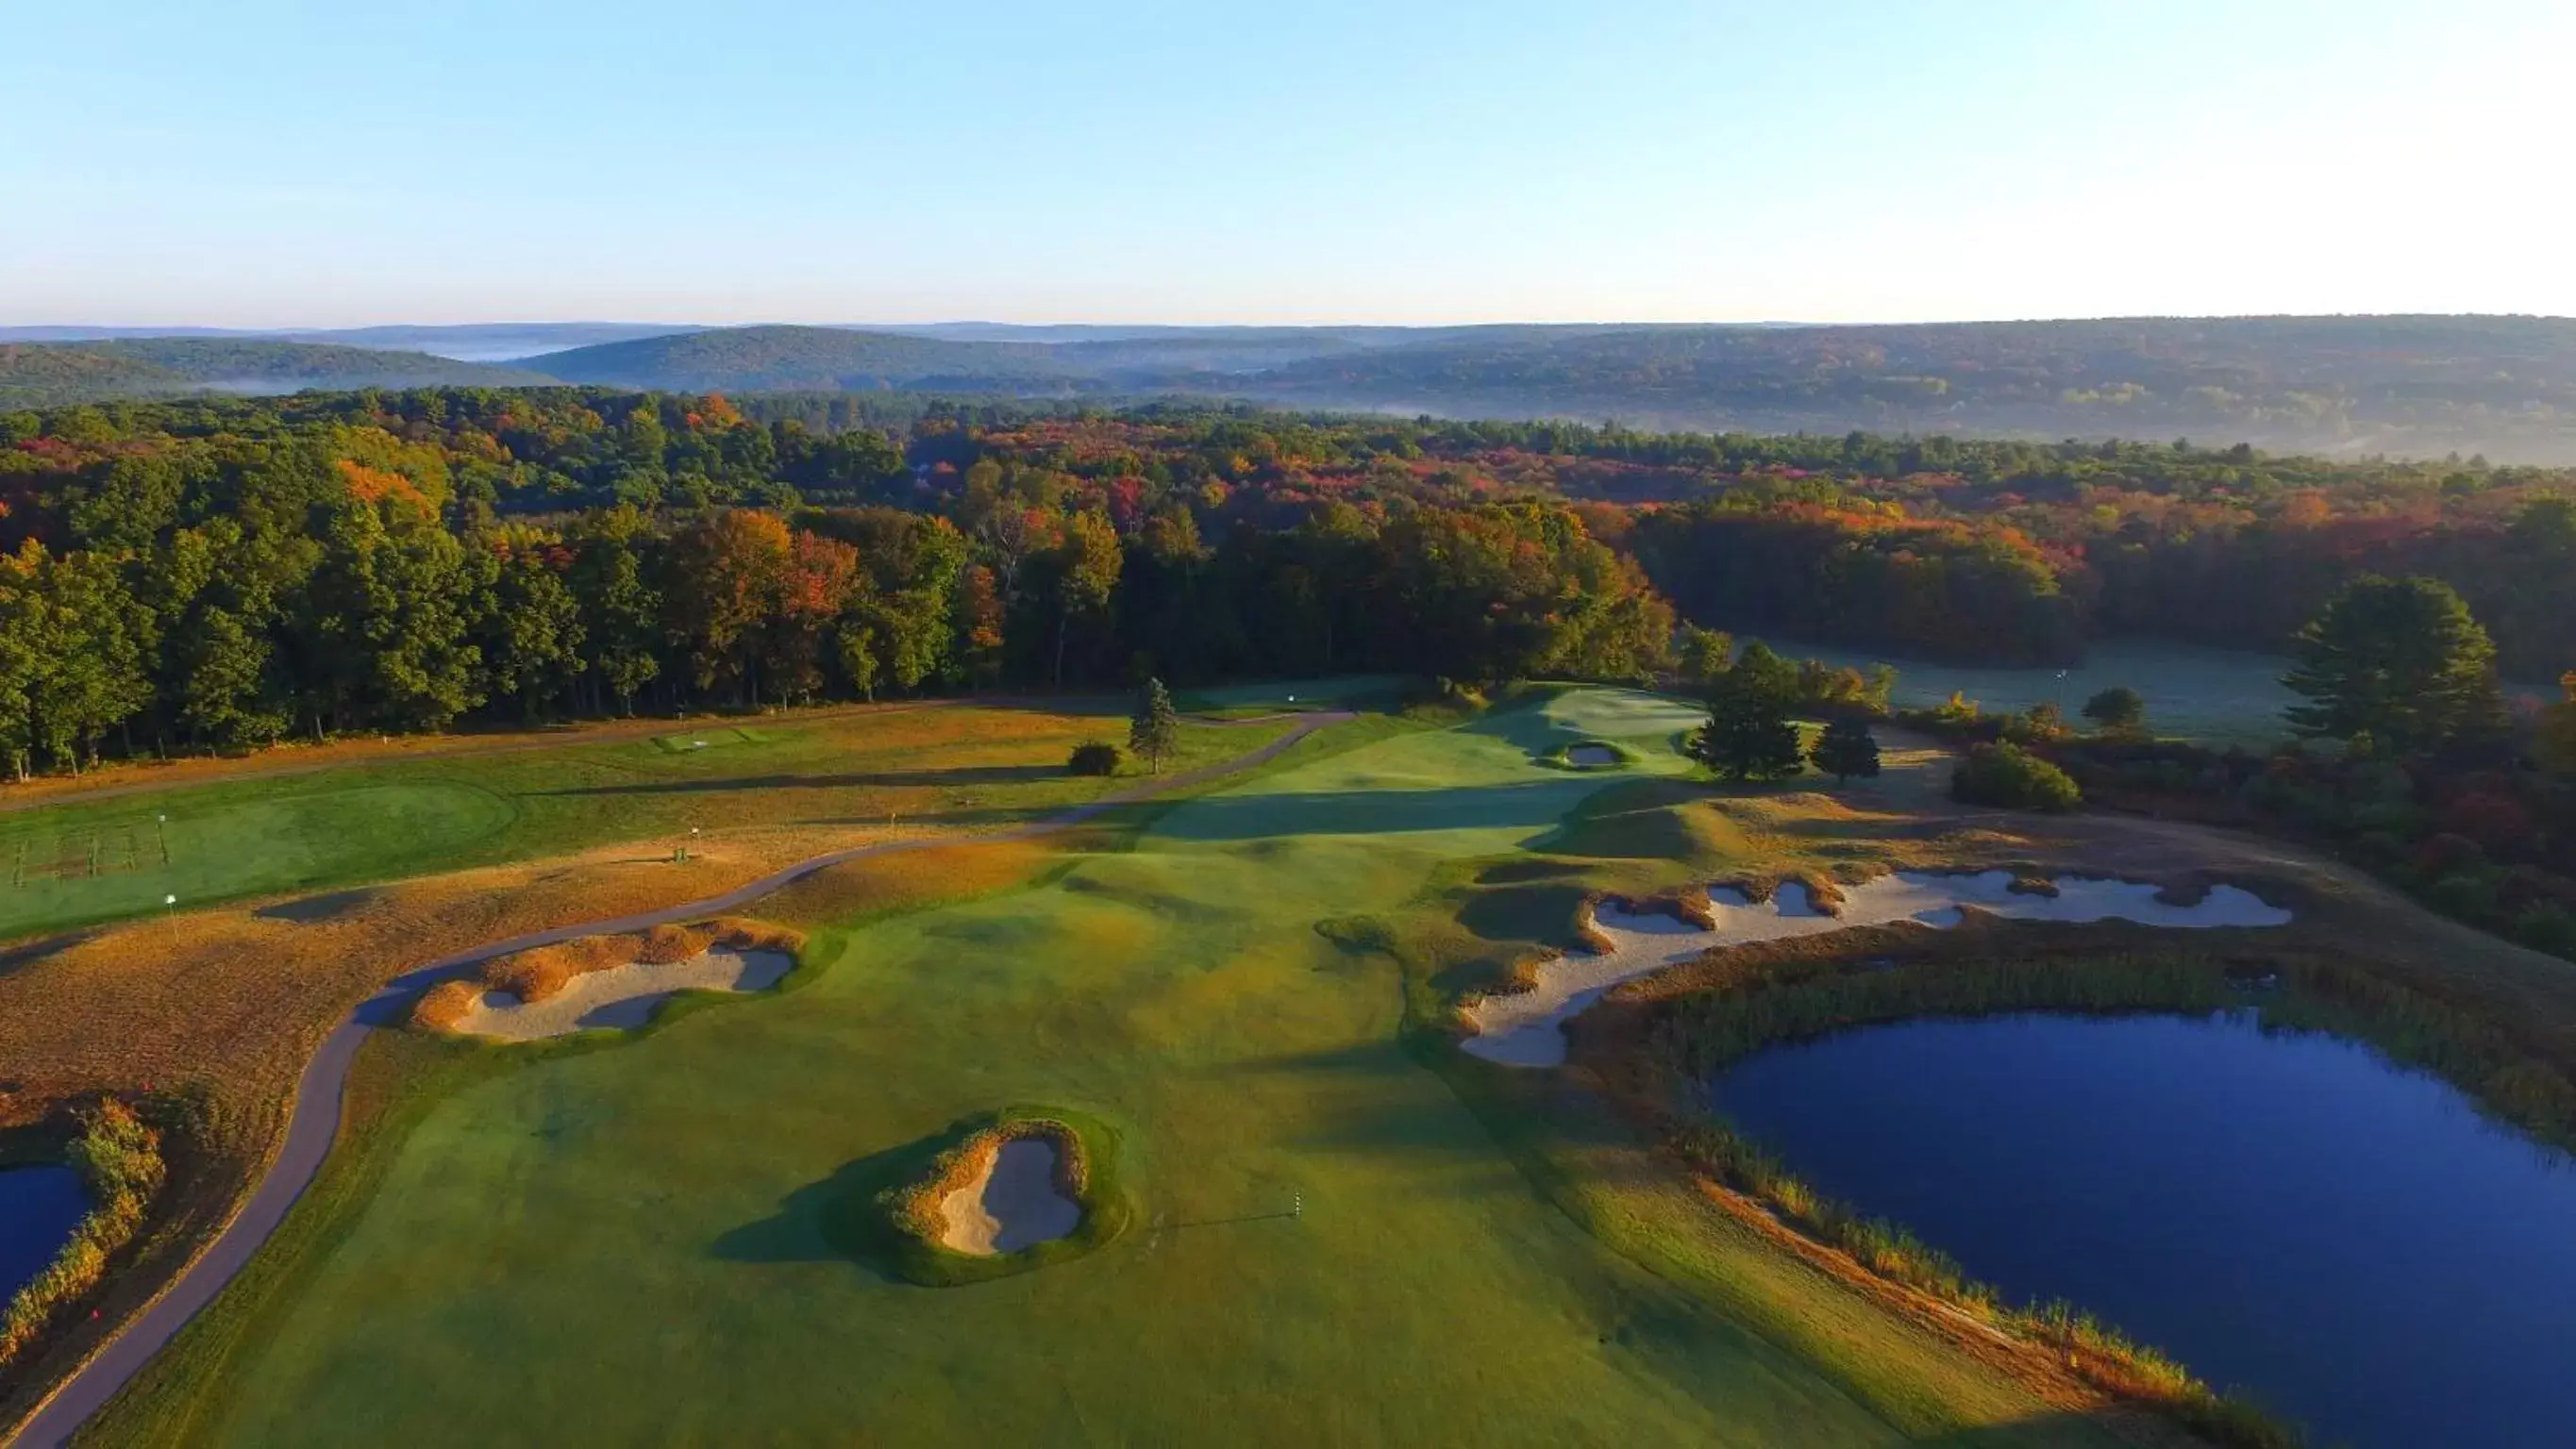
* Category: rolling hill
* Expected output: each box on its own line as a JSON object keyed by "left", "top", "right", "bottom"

{"left": 0, "top": 340, "right": 554, "bottom": 410}
{"left": 527, "top": 325, "right": 1080, "bottom": 392}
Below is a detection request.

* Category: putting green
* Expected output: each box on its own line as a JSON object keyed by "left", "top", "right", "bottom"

{"left": 123, "top": 692, "right": 2125, "bottom": 1446}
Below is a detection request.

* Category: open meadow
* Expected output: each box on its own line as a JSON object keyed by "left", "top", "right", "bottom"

{"left": 75, "top": 690, "right": 2173, "bottom": 1448}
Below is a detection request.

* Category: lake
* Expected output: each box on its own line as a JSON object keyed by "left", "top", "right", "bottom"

{"left": 0, "top": 1164, "right": 89, "bottom": 1302}
{"left": 1710, "top": 1011, "right": 2576, "bottom": 1449}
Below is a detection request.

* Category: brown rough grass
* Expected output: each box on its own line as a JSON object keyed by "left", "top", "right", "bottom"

{"left": 408, "top": 981, "right": 478, "bottom": 1032}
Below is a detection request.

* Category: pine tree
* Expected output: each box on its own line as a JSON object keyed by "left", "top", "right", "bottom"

{"left": 1691, "top": 644, "right": 1805, "bottom": 783}
{"left": 1810, "top": 716, "right": 1882, "bottom": 784}
{"left": 2283, "top": 575, "right": 2508, "bottom": 754}
{"left": 1129, "top": 676, "right": 1180, "bottom": 774}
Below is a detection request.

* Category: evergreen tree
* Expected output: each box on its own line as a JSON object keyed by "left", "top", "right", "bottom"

{"left": 2283, "top": 575, "right": 2509, "bottom": 754}
{"left": 1810, "top": 716, "right": 1882, "bottom": 784}
{"left": 1129, "top": 676, "right": 1180, "bottom": 774}
{"left": 1691, "top": 642, "right": 1805, "bottom": 782}
{"left": 2082, "top": 686, "right": 2147, "bottom": 736}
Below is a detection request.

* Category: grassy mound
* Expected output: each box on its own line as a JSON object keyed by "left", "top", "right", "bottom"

{"left": 822, "top": 1106, "right": 1130, "bottom": 1287}
{"left": 1536, "top": 738, "right": 1638, "bottom": 772}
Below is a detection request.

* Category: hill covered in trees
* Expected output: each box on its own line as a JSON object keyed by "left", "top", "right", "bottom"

{"left": 1214, "top": 315, "right": 2576, "bottom": 463}
{"left": 527, "top": 325, "right": 1084, "bottom": 393}
{"left": 18, "top": 317, "right": 2576, "bottom": 460}
{"left": 0, "top": 341, "right": 550, "bottom": 410}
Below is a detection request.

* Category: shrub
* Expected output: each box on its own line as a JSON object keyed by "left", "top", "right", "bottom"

{"left": 1950, "top": 742, "right": 2082, "bottom": 811}
{"left": 1067, "top": 741, "right": 1121, "bottom": 776}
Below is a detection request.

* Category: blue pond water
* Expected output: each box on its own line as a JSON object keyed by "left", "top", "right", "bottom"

{"left": 0, "top": 1165, "right": 89, "bottom": 1302}
{"left": 1710, "top": 1011, "right": 2576, "bottom": 1449}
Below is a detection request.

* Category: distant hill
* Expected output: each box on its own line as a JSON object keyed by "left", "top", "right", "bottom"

{"left": 0, "top": 323, "right": 697, "bottom": 362}
{"left": 0, "top": 340, "right": 553, "bottom": 409}
{"left": 15, "top": 315, "right": 2576, "bottom": 460}
{"left": 528, "top": 325, "right": 1079, "bottom": 392}
{"left": 1216, "top": 315, "right": 2576, "bottom": 461}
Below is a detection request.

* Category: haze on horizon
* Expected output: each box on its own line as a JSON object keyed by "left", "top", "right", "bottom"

{"left": 8, "top": 0, "right": 2570, "bottom": 330}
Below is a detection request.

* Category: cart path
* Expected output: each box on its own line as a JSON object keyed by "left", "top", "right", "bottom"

{"left": 4, "top": 711, "right": 1351, "bottom": 1449}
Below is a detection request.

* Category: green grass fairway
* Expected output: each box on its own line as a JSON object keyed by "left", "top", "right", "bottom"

{"left": 0, "top": 706, "right": 1277, "bottom": 941}
{"left": 93, "top": 692, "right": 2133, "bottom": 1447}
{"left": 1738, "top": 636, "right": 2300, "bottom": 745}
{"left": 1174, "top": 674, "right": 1407, "bottom": 716}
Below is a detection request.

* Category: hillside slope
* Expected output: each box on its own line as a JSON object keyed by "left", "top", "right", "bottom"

{"left": 1223, "top": 314, "right": 2576, "bottom": 460}
{"left": 0, "top": 340, "right": 554, "bottom": 408}
{"left": 529, "top": 325, "right": 1079, "bottom": 392}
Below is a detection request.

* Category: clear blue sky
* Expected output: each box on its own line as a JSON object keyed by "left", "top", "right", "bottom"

{"left": 8, "top": 0, "right": 2568, "bottom": 327}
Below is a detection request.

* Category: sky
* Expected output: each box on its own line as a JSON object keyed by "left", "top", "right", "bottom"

{"left": 7, "top": 0, "right": 2570, "bottom": 328}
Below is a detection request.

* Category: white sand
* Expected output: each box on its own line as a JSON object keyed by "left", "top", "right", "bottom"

{"left": 938, "top": 1137, "right": 1083, "bottom": 1256}
{"left": 447, "top": 947, "right": 794, "bottom": 1041}
{"left": 1461, "top": 871, "right": 2292, "bottom": 1068}
{"left": 1564, "top": 743, "right": 1622, "bottom": 767}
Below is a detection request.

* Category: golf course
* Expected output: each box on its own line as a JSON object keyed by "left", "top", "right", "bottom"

{"left": 7, "top": 684, "right": 2575, "bottom": 1448}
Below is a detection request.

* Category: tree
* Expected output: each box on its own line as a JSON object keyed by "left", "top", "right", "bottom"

{"left": 569, "top": 510, "right": 662, "bottom": 715}
{"left": 1691, "top": 642, "right": 1804, "bottom": 782}
{"left": 2536, "top": 672, "right": 2576, "bottom": 778}
{"left": 2083, "top": 686, "right": 2148, "bottom": 736}
{"left": 483, "top": 546, "right": 587, "bottom": 722}
{"left": 1675, "top": 625, "right": 1733, "bottom": 689}
{"left": 1810, "top": 716, "right": 1882, "bottom": 784}
{"left": 1129, "top": 676, "right": 1180, "bottom": 774}
{"left": 2283, "top": 575, "right": 2508, "bottom": 755}
{"left": 838, "top": 625, "right": 881, "bottom": 703}
{"left": 1951, "top": 741, "right": 2081, "bottom": 811}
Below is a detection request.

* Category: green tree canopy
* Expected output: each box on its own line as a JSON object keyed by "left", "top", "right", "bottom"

{"left": 2082, "top": 686, "right": 2147, "bottom": 735}
{"left": 1809, "top": 715, "right": 1882, "bottom": 784}
{"left": 2283, "top": 575, "right": 2508, "bottom": 754}
{"left": 1691, "top": 642, "right": 1804, "bottom": 782}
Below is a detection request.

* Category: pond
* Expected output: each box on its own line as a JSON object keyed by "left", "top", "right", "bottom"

{"left": 1709, "top": 1011, "right": 2576, "bottom": 1449}
{"left": 0, "top": 1164, "right": 89, "bottom": 1302}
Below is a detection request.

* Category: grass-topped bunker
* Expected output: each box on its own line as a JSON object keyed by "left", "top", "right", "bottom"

{"left": 830, "top": 1107, "right": 1130, "bottom": 1287}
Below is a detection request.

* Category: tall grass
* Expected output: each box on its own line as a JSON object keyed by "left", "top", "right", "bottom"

{"left": 0, "top": 1098, "right": 165, "bottom": 1369}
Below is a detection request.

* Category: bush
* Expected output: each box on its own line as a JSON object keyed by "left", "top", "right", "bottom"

{"left": 1067, "top": 741, "right": 1121, "bottom": 776}
{"left": 1950, "top": 742, "right": 2082, "bottom": 812}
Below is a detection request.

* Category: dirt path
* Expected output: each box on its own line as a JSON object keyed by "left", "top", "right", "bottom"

{"left": 2, "top": 712, "right": 1350, "bottom": 1449}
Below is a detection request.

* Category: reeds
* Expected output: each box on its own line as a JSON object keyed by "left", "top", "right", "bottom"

{"left": 0, "top": 1097, "right": 165, "bottom": 1368}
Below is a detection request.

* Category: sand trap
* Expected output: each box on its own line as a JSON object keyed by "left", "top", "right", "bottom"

{"left": 1564, "top": 743, "right": 1622, "bottom": 767}
{"left": 1463, "top": 871, "right": 2292, "bottom": 1068}
{"left": 938, "top": 1138, "right": 1082, "bottom": 1256}
{"left": 446, "top": 947, "right": 794, "bottom": 1041}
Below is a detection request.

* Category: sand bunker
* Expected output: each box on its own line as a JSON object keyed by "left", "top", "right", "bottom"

{"left": 938, "top": 1137, "right": 1083, "bottom": 1256}
{"left": 445, "top": 947, "right": 793, "bottom": 1041}
{"left": 1564, "top": 743, "right": 1623, "bottom": 767}
{"left": 1463, "top": 870, "right": 2292, "bottom": 1068}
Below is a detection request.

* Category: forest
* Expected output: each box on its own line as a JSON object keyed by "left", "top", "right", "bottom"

{"left": 17, "top": 315, "right": 2576, "bottom": 461}
{"left": 0, "top": 385, "right": 2569, "bottom": 774}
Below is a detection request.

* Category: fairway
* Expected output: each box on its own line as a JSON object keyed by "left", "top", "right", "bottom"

{"left": 0, "top": 704, "right": 1221, "bottom": 941}
{"left": 107, "top": 691, "right": 2131, "bottom": 1447}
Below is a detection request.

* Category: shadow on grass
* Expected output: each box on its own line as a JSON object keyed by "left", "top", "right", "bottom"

{"left": 0, "top": 928, "right": 97, "bottom": 979}
{"left": 710, "top": 1134, "right": 943, "bottom": 1279}
{"left": 712, "top": 1106, "right": 1132, "bottom": 1287}
{"left": 534, "top": 765, "right": 1065, "bottom": 797}
{"left": 252, "top": 888, "right": 378, "bottom": 924}
{"left": 1149, "top": 778, "right": 1599, "bottom": 842}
